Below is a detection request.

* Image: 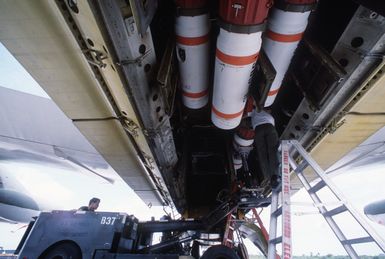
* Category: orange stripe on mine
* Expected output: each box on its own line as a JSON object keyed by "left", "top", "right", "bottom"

{"left": 266, "top": 30, "right": 303, "bottom": 42}
{"left": 212, "top": 106, "right": 244, "bottom": 120}
{"left": 176, "top": 34, "right": 209, "bottom": 46}
{"left": 182, "top": 89, "right": 208, "bottom": 98}
{"left": 268, "top": 87, "right": 280, "bottom": 96}
{"left": 216, "top": 48, "right": 259, "bottom": 66}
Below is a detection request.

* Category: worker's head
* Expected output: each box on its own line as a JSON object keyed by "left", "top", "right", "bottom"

{"left": 88, "top": 197, "right": 100, "bottom": 211}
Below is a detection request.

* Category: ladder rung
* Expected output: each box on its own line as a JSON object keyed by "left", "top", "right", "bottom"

{"left": 270, "top": 236, "right": 282, "bottom": 245}
{"left": 272, "top": 207, "right": 282, "bottom": 217}
{"left": 341, "top": 236, "right": 373, "bottom": 245}
{"left": 297, "top": 160, "right": 309, "bottom": 172}
{"left": 323, "top": 205, "right": 347, "bottom": 217}
{"left": 308, "top": 180, "right": 326, "bottom": 193}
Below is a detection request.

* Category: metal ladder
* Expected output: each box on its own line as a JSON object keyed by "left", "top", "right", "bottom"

{"left": 268, "top": 140, "right": 385, "bottom": 259}
{"left": 268, "top": 140, "right": 292, "bottom": 259}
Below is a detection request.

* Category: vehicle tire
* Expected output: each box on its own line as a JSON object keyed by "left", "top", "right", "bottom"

{"left": 40, "top": 242, "right": 82, "bottom": 259}
{"left": 201, "top": 245, "right": 241, "bottom": 259}
{"left": 191, "top": 240, "right": 200, "bottom": 259}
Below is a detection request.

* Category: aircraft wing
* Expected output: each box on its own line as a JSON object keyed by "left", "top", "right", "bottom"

{"left": 0, "top": 1, "right": 173, "bottom": 207}
{"left": 327, "top": 126, "right": 385, "bottom": 175}
{"left": 0, "top": 84, "right": 166, "bottom": 206}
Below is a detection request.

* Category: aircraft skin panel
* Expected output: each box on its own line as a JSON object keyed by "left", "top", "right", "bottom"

{"left": 72, "top": 119, "right": 161, "bottom": 194}
{"left": 0, "top": 1, "right": 114, "bottom": 119}
{"left": 134, "top": 191, "right": 163, "bottom": 205}
{"left": 0, "top": 87, "right": 97, "bottom": 153}
{"left": 0, "top": 0, "right": 169, "bottom": 206}
{"left": 365, "top": 200, "right": 385, "bottom": 225}
{"left": 292, "top": 61, "right": 385, "bottom": 189}
{"left": 367, "top": 214, "right": 385, "bottom": 226}
{"left": 0, "top": 203, "right": 39, "bottom": 224}
{"left": 72, "top": 119, "right": 159, "bottom": 183}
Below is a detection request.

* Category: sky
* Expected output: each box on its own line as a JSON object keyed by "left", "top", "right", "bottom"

{"left": 1, "top": 41, "right": 385, "bottom": 256}
{"left": 0, "top": 43, "right": 49, "bottom": 98}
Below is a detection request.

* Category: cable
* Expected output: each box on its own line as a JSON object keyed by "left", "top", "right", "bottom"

{"left": 0, "top": 134, "right": 97, "bottom": 155}
{"left": 346, "top": 111, "right": 385, "bottom": 116}
{"left": 72, "top": 116, "right": 122, "bottom": 122}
